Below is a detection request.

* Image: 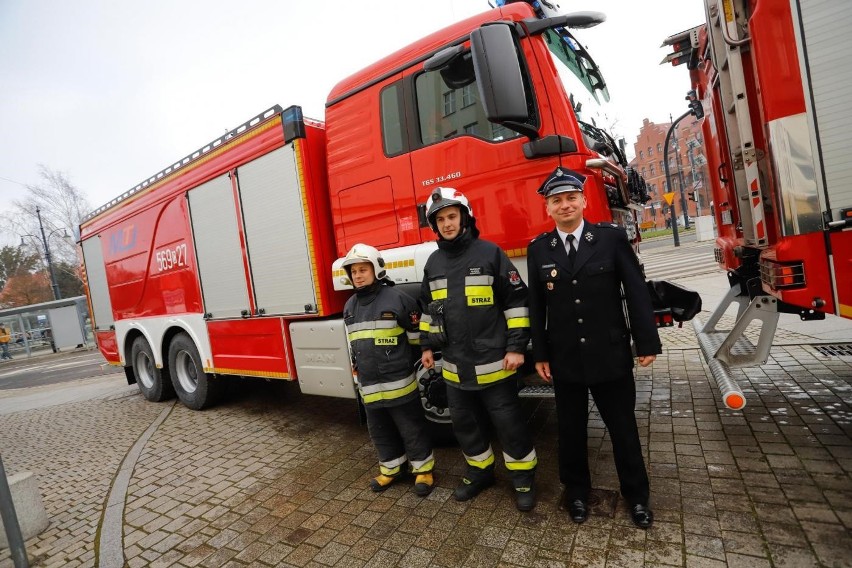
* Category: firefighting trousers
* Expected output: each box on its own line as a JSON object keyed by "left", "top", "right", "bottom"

{"left": 553, "top": 376, "right": 649, "bottom": 505}
{"left": 446, "top": 379, "right": 537, "bottom": 485}
{"left": 365, "top": 397, "right": 435, "bottom": 476}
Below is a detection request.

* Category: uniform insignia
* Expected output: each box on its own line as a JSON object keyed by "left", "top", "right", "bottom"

{"left": 541, "top": 263, "right": 555, "bottom": 269}
{"left": 468, "top": 267, "right": 482, "bottom": 276}
{"left": 611, "top": 223, "right": 618, "bottom": 227}
{"left": 550, "top": 237, "right": 558, "bottom": 248}
{"left": 380, "top": 311, "right": 395, "bottom": 320}
{"left": 550, "top": 268, "right": 558, "bottom": 277}
{"left": 555, "top": 167, "right": 564, "bottom": 177}
{"left": 409, "top": 311, "right": 420, "bottom": 325}
{"left": 547, "top": 282, "right": 554, "bottom": 290}
{"left": 508, "top": 270, "right": 521, "bottom": 285}
{"left": 584, "top": 232, "right": 594, "bottom": 242}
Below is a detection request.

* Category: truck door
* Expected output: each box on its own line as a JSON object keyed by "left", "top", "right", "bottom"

{"left": 405, "top": 43, "right": 552, "bottom": 251}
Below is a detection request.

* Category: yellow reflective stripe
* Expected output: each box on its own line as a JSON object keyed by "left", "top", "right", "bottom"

{"left": 361, "top": 379, "right": 418, "bottom": 404}
{"left": 347, "top": 326, "right": 404, "bottom": 341}
{"left": 428, "top": 325, "right": 442, "bottom": 334}
{"left": 411, "top": 454, "right": 435, "bottom": 473}
{"left": 464, "top": 285, "right": 492, "bottom": 297}
{"left": 506, "top": 317, "right": 530, "bottom": 329}
{"left": 504, "top": 450, "right": 538, "bottom": 471}
{"left": 465, "top": 449, "right": 495, "bottom": 469}
{"left": 442, "top": 368, "right": 460, "bottom": 383}
{"left": 431, "top": 289, "right": 447, "bottom": 300}
{"left": 380, "top": 464, "right": 402, "bottom": 476}
{"left": 419, "top": 321, "right": 430, "bottom": 332}
{"left": 477, "top": 368, "right": 515, "bottom": 385}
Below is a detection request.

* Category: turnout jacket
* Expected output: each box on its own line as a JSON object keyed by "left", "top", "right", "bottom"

{"left": 419, "top": 232, "right": 530, "bottom": 390}
{"left": 527, "top": 220, "right": 661, "bottom": 385}
{"left": 344, "top": 283, "right": 421, "bottom": 408}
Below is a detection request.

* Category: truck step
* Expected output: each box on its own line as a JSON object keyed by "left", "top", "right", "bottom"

{"left": 518, "top": 384, "right": 555, "bottom": 398}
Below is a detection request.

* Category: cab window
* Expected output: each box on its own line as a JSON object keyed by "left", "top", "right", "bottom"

{"left": 414, "top": 49, "right": 536, "bottom": 146}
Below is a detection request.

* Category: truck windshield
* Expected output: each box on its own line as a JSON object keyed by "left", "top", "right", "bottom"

{"left": 544, "top": 29, "right": 623, "bottom": 162}
{"left": 543, "top": 28, "right": 609, "bottom": 103}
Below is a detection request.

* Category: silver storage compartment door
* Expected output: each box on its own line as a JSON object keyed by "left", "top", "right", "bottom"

{"left": 81, "top": 236, "right": 114, "bottom": 330}
{"left": 289, "top": 319, "right": 356, "bottom": 399}
{"left": 796, "top": 0, "right": 852, "bottom": 212}
{"left": 188, "top": 174, "right": 250, "bottom": 319}
{"left": 238, "top": 145, "right": 317, "bottom": 315}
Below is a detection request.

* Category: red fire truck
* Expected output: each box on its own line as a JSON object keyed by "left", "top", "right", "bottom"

{"left": 662, "top": 0, "right": 851, "bottom": 409}
{"left": 80, "top": 1, "right": 657, "bottom": 415}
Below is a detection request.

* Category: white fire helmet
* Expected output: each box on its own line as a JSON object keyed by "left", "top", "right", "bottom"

{"left": 425, "top": 187, "right": 473, "bottom": 232}
{"left": 341, "top": 243, "right": 387, "bottom": 283}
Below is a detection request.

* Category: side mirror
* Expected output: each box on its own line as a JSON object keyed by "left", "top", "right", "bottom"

{"left": 470, "top": 23, "right": 537, "bottom": 138}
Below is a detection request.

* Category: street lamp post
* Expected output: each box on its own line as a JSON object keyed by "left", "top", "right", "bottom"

{"left": 20, "top": 207, "right": 65, "bottom": 301}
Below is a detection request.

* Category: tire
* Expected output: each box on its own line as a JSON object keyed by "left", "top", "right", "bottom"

{"left": 131, "top": 336, "right": 174, "bottom": 402}
{"left": 414, "top": 358, "right": 456, "bottom": 446}
{"left": 168, "top": 333, "right": 223, "bottom": 410}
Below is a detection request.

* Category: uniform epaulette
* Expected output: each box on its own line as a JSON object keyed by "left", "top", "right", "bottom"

{"left": 596, "top": 222, "right": 622, "bottom": 230}
{"left": 529, "top": 232, "right": 549, "bottom": 244}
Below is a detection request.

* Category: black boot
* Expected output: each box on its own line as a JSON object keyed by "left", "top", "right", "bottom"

{"left": 454, "top": 466, "right": 495, "bottom": 501}
{"left": 512, "top": 472, "right": 536, "bottom": 511}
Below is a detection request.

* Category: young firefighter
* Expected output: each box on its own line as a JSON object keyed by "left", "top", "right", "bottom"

{"left": 341, "top": 243, "right": 436, "bottom": 496}
{"left": 419, "top": 187, "right": 538, "bottom": 511}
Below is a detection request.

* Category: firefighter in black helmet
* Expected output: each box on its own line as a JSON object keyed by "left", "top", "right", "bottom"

{"left": 419, "top": 187, "right": 537, "bottom": 511}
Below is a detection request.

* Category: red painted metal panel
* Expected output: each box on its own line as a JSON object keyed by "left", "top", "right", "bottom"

{"left": 762, "top": 233, "right": 834, "bottom": 314}
{"left": 749, "top": 0, "right": 806, "bottom": 123}
{"left": 96, "top": 330, "right": 120, "bottom": 363}
{"left": 207, "top": 318, "right": 291, "bottom": 378}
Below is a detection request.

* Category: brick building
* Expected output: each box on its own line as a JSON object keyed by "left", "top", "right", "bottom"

{"left": 630, "top": 117, "right": 708, "bottom": 230}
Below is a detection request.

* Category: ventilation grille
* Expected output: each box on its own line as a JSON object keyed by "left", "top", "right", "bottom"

{"left": 814, "top": 344, "right": 852, "bottom": 357}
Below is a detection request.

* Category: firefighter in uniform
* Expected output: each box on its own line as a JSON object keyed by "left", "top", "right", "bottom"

{"left": 526, "top": 168, "right": 661, "bottom": 528}
{"left": 419, "top": 187, "right": 538, "bottom": 511}
{"left": 342, "top": 244, "right": 436, "bottom": 496}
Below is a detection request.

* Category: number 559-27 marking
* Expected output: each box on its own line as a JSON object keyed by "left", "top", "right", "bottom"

{"left": 155, "top": 243, "right": 188, "bottom": 272}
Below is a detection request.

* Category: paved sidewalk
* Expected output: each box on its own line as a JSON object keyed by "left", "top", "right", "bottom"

{"left": 0, "top": 271, "right": 849, "bottom": 567}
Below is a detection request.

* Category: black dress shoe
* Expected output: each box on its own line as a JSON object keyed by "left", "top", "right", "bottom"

{"left": 630, "top": 504, "right": 653, "bottom": 529}
{"left": 567, "top": 499, "right": 588, "bottom": 523}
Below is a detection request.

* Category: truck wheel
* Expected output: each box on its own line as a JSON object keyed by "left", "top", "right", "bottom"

{"left": 415, "top": 359, "right": 456, "bottom": 446}
{"left": 131, "top": 336, "right": 174, "bottom": 402}
{"left": 168, "top": 333, "right": 223, "bottom": 410}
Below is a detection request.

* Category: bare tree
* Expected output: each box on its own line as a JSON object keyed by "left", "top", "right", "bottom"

{"left": 1, "top": 165, "right": 92, "bottom": 293}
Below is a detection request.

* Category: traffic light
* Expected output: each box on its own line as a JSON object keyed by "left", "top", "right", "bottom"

{"left": 686, "top": 90, "right": 704, "bottom": 119}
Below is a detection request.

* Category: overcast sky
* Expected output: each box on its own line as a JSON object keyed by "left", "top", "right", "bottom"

{"left": 0, "top": 0, "right": 704, "bottom": 239}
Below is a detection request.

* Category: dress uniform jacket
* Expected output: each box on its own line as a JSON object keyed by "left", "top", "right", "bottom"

{"left": 527, "top": 221, "right": 661, "bottom": 383}
{"left": 344, "top": 283, "right": 421, "bottom": 408}
{"left": 419, "top": 232, "right": 530, "bottom": 390}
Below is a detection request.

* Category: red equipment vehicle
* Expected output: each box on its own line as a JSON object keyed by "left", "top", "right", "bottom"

{"left": 662, "top": 0, "right": 852, "bottom": 409}
{"left": 80, "top": 1, "right": 659, "bottom": 416}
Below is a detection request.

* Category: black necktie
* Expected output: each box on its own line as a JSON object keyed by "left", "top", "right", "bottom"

{"left": 566, "top": 234, "right": 577, "bottom": 270}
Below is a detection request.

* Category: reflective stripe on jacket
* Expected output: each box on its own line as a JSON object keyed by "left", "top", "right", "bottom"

{"left": 344, "top": 285, "right": 421, "bottom": 407}
{"left": 419, "top": 237, "right": 530, "bottom": 390}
